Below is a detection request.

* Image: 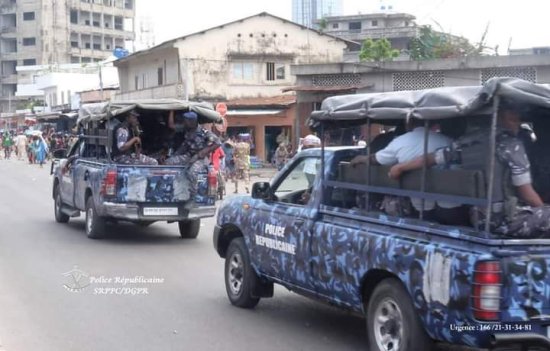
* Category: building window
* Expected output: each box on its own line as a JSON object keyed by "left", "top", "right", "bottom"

{"left": 23, "top": 12, "right": 35, "bottom": 21}
{"left": 134, "top": 75, "right": 139, "bottom": 90}
{"left": 405, "top": 21, "right": 409, "bottom": 27}
{"left": 276, "top": 64, "right": 285, "bottom": 80}
{"left": 70, "top": 10, "right": 78, "bottom": 24}
{"left": 23, "top": 37, "right": 36, "bottom": 46}
{"left": 85, "top": 43, "right": 91, "bottom": 49}
{"left": 23, "top": 59, "right": 36, "bottom": 66}
{"left": 142, "top": 74, "right": 146, "bottom": 89}
{"left": 372, "top": 20, "right": 378, "bottom": 27}
{"left": 349, "top": 22, "right": 362, "bottom": 31}
{"left": 332, "top": 23, "right": 338, "bottom": 29}
{"left": 93, "top": 43, "right": 101, "bottom": 50}
{"left": 266, "top": 62, "right": 275, "bottom": 81}
{"left": 157, "top": 67, "right": 163, "bottom": 86}
{"left": 231, "top": 62, "right": 254, "bottom": 80}
{"left": 71, "top": 41, "right": 79, "bottom": 48}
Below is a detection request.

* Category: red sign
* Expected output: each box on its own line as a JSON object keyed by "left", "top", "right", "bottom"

{"left": 215, "top": 102, "right": 227, "bottom": 117}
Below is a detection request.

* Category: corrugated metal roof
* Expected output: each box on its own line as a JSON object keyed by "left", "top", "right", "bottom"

{"left": 225, "top": 95, "right": 296, "bottom": 108}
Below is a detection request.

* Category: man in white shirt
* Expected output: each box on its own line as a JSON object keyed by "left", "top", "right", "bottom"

{"left": 351, "top": 119, "right": 453, "bottom": 216}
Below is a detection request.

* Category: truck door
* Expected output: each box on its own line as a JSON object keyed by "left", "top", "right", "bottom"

{"left": 60, "top": 140, "right": 84, "bottom": 207}
{"left": 250, "top": 156, "right": 320, "bottom": 291}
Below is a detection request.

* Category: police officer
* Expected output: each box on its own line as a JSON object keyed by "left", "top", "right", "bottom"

{"left": 113, "top": 110, "right": 158, "bottom": 165}
{"left": 164, "top": 111, "right": 221, "bottom": 199}
{"left": 389, "top": 102, "right": 550, "bottom": 238}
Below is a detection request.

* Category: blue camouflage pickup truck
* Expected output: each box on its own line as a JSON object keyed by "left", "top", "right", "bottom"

{"left": 214, "top": 78, "right": 550, "bottom": 351}
{"left": 52, "top": 100, "right": 221, "bottom": 239}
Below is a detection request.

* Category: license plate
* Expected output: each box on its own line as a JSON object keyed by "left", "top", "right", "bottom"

{"left": 143, "top": 207, "right": 178, "bottom": 216}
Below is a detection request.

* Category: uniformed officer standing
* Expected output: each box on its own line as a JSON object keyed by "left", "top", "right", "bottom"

{"left": 113, "top": 110, "right": 158, "bottom": 165}
{"left": 233, "top": 134, "right": 251, "bottom": 194}
{"left": 164, "top": 111, "right": 221, "bottom": 199}
{"left": 389, "top": 102, "right": 550, "bottom": 238}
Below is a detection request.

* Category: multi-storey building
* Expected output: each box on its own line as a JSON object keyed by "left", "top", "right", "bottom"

{"left": 292, "top": 0, "right": 343, "bottom": 28}
{"left": 0, "top": 0, "right": 135, "bottom": 113}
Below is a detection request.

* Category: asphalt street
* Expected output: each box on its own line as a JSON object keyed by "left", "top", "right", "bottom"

{"left": 0, "top": 159, "right": 368, "bottom": 351}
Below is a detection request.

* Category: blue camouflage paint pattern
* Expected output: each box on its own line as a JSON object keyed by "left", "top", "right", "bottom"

{"left": 215, "top": 148, "right": 550, "bottom": 348}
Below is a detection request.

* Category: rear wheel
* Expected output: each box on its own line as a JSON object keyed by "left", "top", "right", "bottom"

{"left": 54, "top": 186, "right": 70, "bottom": 223}
{"left": 85, "top": 197, "right": 105, "bottom": 239}
{"left": 224, "top": 238, "right": 260, "bottom": 308}
{"left": 366, "top": 278, "right": 432, "bottom": 351}
{"left": 178, "top": 218, "right": 200, "bottom": 239}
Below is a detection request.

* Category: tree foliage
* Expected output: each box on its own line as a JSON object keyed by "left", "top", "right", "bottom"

{"left": 359, "top": 38, "right": 400, "bottom": 62}
{"left": 409, "top": 25, "right": 486, "bottom": 60}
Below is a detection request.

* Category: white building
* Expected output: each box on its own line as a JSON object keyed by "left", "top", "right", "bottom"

{"left": 292, "top": 0, "right": 343, "bottom": 28}
{"left": 16, "top": 63, "right": 119, "bottom": 111}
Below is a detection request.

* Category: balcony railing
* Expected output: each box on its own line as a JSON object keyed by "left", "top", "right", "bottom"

{"left": 0, "top": 4, "right": 16, "bottom": 14}
{"left": 0, "top": 26, "right": 16, "bottom": 33}
{"left": 326, "top": 26, "right": 419, "bottom": 40}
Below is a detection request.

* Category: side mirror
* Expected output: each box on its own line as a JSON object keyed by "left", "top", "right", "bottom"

{"left": 52, "top": 149, "right": 67, "bottom": 159}
{"left": 251, "top": 182, "right": 271, "bottom": 200}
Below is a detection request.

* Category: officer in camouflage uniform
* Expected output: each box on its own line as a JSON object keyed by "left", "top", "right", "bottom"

{"left": 389, "top": 102, "right": 550, "bottom": 238}
{"left": 164, "top": 111, "right": 221, "bottom": 199}
{"left": 113, "top": 110, "right": 158, "bottom": 165}
{"left": 233, "top": 134, "right": 251, "bottom": 194}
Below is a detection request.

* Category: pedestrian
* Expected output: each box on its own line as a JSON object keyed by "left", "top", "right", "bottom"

{"left": 274, "top": 142, "right": 289, "bottom": 170}
{"left": 33, "top": 135, "right": 48, "bottom": 167}
{"left": 233, "top": 134, "right": 251, "bottom": 194}
{"left": 15, "top": 132, "right": 28, "bottom": 161}
{"left": 2, "top": 131, "right": 13, "bottom": 159}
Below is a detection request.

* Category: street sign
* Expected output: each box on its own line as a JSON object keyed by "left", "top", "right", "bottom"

{"left": 215, "top": 102, "right": 227, "bottom": 117}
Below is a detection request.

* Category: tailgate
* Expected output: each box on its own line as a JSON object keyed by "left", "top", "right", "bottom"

{"left": 114, "top": 166, "right": 214, "bottom": 205}
{"left": 500, "top": 249, "right": 550, "bottom": 322}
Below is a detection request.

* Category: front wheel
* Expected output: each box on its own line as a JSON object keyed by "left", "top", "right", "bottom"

{"left": 224, "top": 238, "right": 260, "bottom": 308}
{"left": 366, "top": 278, "right": 432, "bottom": 351}
{"left": 85, "top": 197, "right": 105, "bottom": 239}
{"left": 178, "top": 218, "right": 200, "bottom": 239}
{"left": 54, "top": 187, "right": 70, "bottom": 223}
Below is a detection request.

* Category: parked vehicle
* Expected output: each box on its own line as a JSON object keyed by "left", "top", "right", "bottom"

{"left": 213, "top": 78, "right": 550, "bottom": 350}
{"left": 51, "top": 99, "right": 222, "bottom": 239}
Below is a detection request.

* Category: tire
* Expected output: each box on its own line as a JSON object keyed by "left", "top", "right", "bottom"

{"left": 366, "top": 278, "right": 432, "bottom": 351}
{"left": 54, "top": 186, "right": 70, "bottom": 223}
{"left": 178, "top": 218, "right": 200, "bottom": 239}
{"left": 85, "top": 196, "right": 105, "bottom": 239}
{"left": 224, "top": 237, "right": 261, "bottom": 308}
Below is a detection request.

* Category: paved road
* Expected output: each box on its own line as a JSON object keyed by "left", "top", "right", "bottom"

{"left": 0, "top": 159, "right": 368, "bottom": 351}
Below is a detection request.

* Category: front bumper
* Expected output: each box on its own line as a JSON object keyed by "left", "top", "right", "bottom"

{"left": 100, "top": 202, "right": 216, "bottom": 221}
{"left": 491, "top": 333, "right": 550, "bottom": 349}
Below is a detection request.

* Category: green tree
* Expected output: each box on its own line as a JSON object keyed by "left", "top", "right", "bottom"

{"left": 318, "top": 17, "right": 328, "bottom": 32}
{"left": 359, "top": 38, "right": 400, "bottom": 62}
{"left": 409, "top": 25, "right": 483, "bottom": 60}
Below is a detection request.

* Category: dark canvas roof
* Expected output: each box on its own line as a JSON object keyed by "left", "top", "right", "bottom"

{"left": 309, "top": 77, "right": 550, "bottom": 130}
{"left": 78, "top": 99, "right": 222, "bottom": 125}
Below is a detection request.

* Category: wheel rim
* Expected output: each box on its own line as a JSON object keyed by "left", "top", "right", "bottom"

{"left": 228, "top": 251, "right": 244, "bottom": 296}
{"left": 373, "top": 297, "right": 404, "bottom": 351}
{"left": 86, "top": 207, "right": 93, "bottom": 234}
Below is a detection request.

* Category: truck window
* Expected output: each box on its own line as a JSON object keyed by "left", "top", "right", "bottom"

{"left": 273, "top": 157, "right": 320, "bottom": 205}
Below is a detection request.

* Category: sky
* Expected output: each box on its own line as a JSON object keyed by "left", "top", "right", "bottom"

{"left": 136, "top": 0, "right": 550, "bottom": 54}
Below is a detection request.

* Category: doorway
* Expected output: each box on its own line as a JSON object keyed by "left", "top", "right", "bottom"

{"left": 265, "top": 126, "right": 290, "bottom": 165}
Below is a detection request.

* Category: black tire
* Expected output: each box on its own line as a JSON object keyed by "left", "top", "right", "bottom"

{"left": 54, "top": 186, "right": 70, "bottom": 223}
{"left": 178, "top": 218, "right": 200, "bottom": 239}
{"left": 366, "top": 278, "right": 432, "bottom": 351}
{"left": 85, "top": 197, "right": 105, "bottom": 239}
{"left": 224, "top": 237, "right": 260, "bottom": 308}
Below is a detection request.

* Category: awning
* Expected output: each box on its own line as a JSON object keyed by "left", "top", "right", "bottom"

{"left": 226, "top": 109, "right": 285, "bottom": 116}
{"left": 282, "top": 84, "right": 373, "bottom": 93}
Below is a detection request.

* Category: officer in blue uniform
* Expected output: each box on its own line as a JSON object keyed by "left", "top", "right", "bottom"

{"left": 164, "top": 111, "right": 221, "bottom": 199}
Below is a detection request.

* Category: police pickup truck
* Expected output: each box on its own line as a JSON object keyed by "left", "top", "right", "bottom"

{"left": 213, "top": 78, "right": 550, "bottom": 351}
{"left": 52, "top": 100, "right": 221, "bottom": 239}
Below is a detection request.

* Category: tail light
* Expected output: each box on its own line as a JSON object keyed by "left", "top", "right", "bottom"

{"left": 101, "top": 170, "right": 117, "bottom": 196}
{"left": 472, "top": 261, "right": 502, "bottom": 321}
{"left": 207, "top": 166, "right": 218, "bottom": 196}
